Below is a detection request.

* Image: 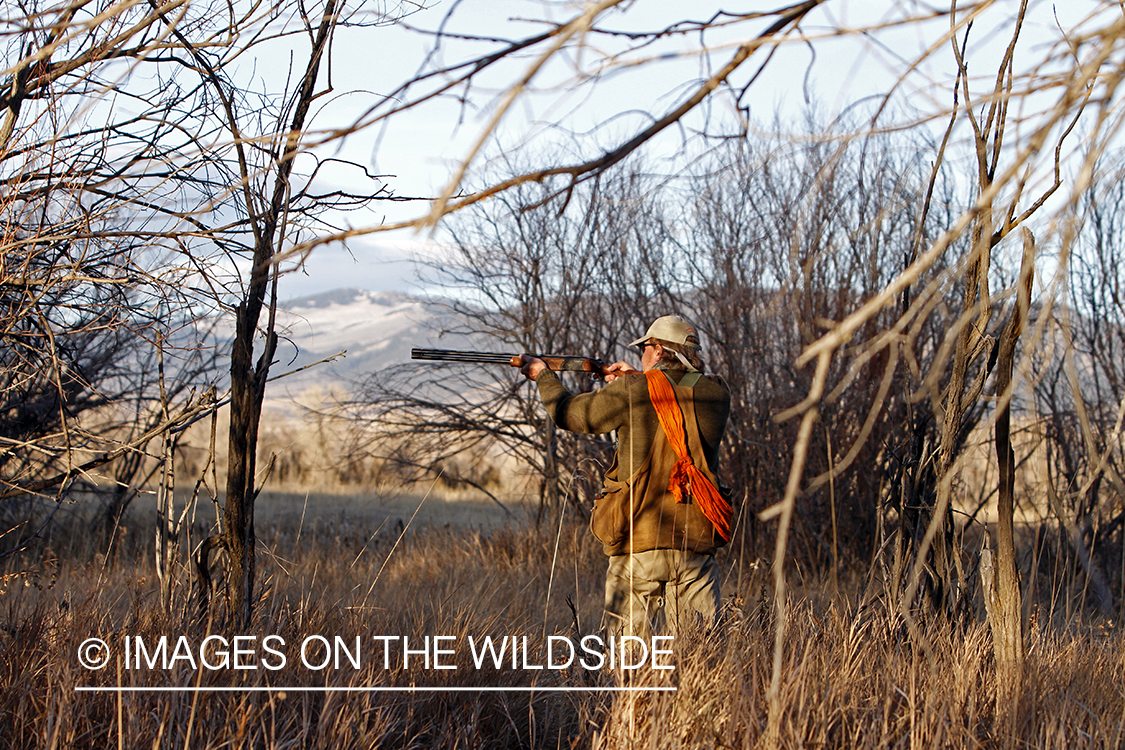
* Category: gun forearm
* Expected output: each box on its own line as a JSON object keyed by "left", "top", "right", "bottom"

{"left": 534, "top": 355, "right": 609, "bottom": 377}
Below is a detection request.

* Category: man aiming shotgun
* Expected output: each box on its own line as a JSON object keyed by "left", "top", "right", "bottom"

{"left": 518, "top": 315, "right": 732, "bottom": 640}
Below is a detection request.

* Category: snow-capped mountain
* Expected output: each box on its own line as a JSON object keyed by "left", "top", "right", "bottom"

{"left": 269, "top": 288, "right": 470, "bottom": 399}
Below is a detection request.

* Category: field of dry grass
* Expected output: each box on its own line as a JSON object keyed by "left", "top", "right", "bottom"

{"left": 2, "top": 497, "right": 1123, "bottom": 749}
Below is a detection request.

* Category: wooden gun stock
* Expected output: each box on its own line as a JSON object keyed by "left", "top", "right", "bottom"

{"left": 411, "top": 348, "right": 610, "bottom": 378}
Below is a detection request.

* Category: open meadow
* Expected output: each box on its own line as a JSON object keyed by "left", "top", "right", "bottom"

{"left": 2, "top": 489, "right": 1123, "bottom": 749}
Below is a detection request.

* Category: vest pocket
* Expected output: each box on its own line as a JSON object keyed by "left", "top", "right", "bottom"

{"left": 590, "top": 486, "right": 628, "bottom": 548}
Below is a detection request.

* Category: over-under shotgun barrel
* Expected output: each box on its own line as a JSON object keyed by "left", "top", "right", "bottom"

{"left": 411, "top": 348, "right": 609, "bottom": 377}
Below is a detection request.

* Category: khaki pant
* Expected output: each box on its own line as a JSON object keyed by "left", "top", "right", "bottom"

{"left": 602, "top": 548, "right": 719, "bottom": 640}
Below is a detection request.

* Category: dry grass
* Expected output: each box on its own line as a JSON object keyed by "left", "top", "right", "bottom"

{"left": 1, "top": 508, "right": 1123, "bottom": 749}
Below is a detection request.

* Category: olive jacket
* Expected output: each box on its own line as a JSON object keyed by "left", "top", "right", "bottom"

{"left": 534, "top": 366, "right": 731, "bottom": 556}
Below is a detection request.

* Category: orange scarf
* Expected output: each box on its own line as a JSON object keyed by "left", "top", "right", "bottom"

{"left": 645, "top": 370, "right": 732, "bottom": 542}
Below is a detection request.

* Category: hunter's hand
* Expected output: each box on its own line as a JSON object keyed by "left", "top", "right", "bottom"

{"left": 602, "top": 361, "right": 639, "bottom": 383}
{"left": 519, "top": 354, "right": 548, "bottom": 381}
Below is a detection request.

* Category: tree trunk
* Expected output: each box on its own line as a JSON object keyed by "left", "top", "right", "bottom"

{"left": 539, "top": 418, "right": 561, "bottom": 527}
{"left": 156, "top": 430, "right": 177, "bottom": 611}
{"left": 223, "top": 303, "right": 273, "bottom": 629}
{"left": 219, "top": 0, "right": 337, "bottom": 629}
{"left": 985, "top": 229, "right": 1034, "bottom": 731}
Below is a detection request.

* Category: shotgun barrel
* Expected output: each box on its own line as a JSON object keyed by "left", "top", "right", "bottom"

{"left": 411, "top": 348, "right": 610, "bottom": 378}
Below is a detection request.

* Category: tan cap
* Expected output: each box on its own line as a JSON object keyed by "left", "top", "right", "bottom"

{"left": 628, "top": 315, "right": 701, "bottom": 348}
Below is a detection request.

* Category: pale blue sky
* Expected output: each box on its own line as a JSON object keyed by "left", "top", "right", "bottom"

{"left": 280, "top": 0, "right": 1105, "bottom": 299}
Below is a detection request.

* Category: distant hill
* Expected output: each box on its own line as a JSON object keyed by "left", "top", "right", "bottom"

{"left": 268, "top": 288, "right": 471, "bottom": 401}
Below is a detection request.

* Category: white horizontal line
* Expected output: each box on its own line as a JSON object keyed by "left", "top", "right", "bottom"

{"left": 75, "top": 686, "right": 676, "bottom": 693}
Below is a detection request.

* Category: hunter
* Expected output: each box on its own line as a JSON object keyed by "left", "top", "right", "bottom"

{"left": 520, "top": 315, "right": 732, "bottom": 639}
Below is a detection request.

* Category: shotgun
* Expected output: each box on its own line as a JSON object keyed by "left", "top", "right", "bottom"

{"left": 411, "top": 348, "right": 611, "bottom": 378}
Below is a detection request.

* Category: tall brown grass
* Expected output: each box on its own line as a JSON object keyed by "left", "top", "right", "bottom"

{"left": 1, "top": 507, "right": 1122, "bottom": 749}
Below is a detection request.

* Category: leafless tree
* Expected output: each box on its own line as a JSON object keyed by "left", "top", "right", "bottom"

{"left": 1, "top": 0, "right": 417, "bottom": 625}
{"left": 677, "top": 123, "right": 956, "bottom": 567}
{"left": 340, "top": 156, "right": 677, "bottom": 523}
{"left": 1026, "top": 156, "right": 1125, "bottom": 625}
